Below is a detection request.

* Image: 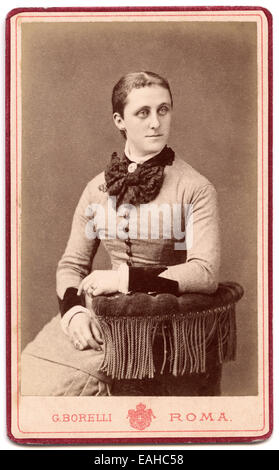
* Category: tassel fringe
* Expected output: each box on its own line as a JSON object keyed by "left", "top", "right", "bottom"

{"left": 96, "top": 303, "right": 237, "bottom": 380}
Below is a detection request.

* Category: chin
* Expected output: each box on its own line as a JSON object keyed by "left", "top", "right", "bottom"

{"left": 145, "top": 141, "right": 166, "bottom": 154}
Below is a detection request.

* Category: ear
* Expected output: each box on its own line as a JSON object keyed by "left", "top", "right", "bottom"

{"left": 113, "top": 112, "right": 126, "bottom": 132}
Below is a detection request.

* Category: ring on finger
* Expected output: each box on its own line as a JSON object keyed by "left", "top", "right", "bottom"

{"left": 74, "top": 340, "right": 83, "bottom": 350}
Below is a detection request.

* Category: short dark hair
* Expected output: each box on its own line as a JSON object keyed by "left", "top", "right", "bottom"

{"left": 112, "top": 71, "right": 173, "bottom": 118}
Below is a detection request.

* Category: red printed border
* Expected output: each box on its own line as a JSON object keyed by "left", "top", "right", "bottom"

{"left": 5, "top": 6, "right": 273, "bottom": 445}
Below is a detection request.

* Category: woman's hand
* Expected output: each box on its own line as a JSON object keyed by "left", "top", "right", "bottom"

{"left": 77, "top": 270, "right": 120, "bottom": 297}
{"left": 68, "top": 311, "right": 103, "bottom": 351}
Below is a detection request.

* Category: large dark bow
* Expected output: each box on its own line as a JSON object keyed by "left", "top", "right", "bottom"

{"left": 104, "top": 146, "right": 175, "bottom": 207}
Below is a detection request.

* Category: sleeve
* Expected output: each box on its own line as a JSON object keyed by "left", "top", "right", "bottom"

{"left": 118, "top": 263, "right": 178, "bottom": 295}
{"left": 57, "top": 287, "right": 86, "bottom": 317}
{"left": 128, "top": 266, "right": 179, "bottom": 294}
{"left": 159, "top": 184, "right": 221, "bottom": 294}
{"left": 56, "top": 183, "right": 101, "bottom": 315}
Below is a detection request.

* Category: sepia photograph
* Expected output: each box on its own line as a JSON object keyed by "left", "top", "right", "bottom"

{"left": 6, "top": 6, "right": 272, "bottom": 443}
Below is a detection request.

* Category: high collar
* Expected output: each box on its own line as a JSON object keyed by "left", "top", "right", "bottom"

{"left": 122, "top": 144, "right": 175, "bottom": 170}
{"left": 124, "top": 141, "right": 165, "bottom": 165}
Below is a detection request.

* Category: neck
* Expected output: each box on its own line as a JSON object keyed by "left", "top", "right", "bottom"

{"left": 125, "top": 142, "right": 165, "bottom": 164}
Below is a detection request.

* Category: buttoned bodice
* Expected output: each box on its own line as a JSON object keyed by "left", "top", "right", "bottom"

{"left": 56, "top": 155, "right": 220, "bottom": 298}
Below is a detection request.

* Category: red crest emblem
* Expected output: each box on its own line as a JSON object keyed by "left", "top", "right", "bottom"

{"left": 127, "top": 403, "right": 156, "bottom": 431}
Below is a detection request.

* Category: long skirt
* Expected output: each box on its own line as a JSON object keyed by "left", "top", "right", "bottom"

{"left": 21, "top": 314, "right": 222, "bottom": 397}
{"left": 21, "top": 314, "right": 112, "bottom": 396}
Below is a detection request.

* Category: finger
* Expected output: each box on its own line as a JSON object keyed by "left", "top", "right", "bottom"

{"left": 77, "top": 273, "right": 96, "bottom": 295}
{"left": 80, "top": 324, "right": 102, "bottom": 351}
{"left": 77, "top": 279, "right": 86, "bottom": 296}
{"left": 71, "top": 330, "right": 80, "bottom": 344}
{"left": 91, "top": 287, "right": 104, "bottom": 296}
{"left": 83, "top": 286, "right": 93, "bottom": 297}
{"left": 96, "top": 381, "right": 107, "bottom": 396}
{"left": 84, "top": 333, "right": 102, "bottom": 351}
{"left": 82, "top": 278, "right": 97, "bottom": 294}
{"left": 90, "top": 319, "right": 103, "bottom": 344}
{"left": 86, "top": 285, "right": 97, "bottom": 296}
{"left": 78, "top": 281, "right": 92, "bottom": 296}
{"left": 71, "top": 331, "right": 87, "bottom": 350}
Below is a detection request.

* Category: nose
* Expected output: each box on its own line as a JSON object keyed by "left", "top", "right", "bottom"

{"left": 149, "top": 112, "right": 160, "bottom": 129}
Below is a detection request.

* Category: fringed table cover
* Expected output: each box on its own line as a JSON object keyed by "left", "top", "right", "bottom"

{"left": 90, "top": 282, "right": 244, "bottom": 381}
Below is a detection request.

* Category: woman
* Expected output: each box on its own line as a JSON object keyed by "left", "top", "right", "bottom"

{"left": 22, "top": 71, "right": 221, "bottom": 397}
{"left": 55, "top": 71, "right": 221, "bottom": 395}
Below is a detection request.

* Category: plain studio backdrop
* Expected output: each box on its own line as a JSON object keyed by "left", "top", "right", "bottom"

{"left": 20, "top": 20, "right": 257, "bottom": 396}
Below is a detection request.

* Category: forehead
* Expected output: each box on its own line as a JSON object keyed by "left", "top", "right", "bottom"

{"left": 124, "top": 85, "right": 172, "bottom": 110}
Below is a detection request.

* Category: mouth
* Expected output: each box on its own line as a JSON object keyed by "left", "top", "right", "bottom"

{"left": 146, "top": 134, "right": 163, "bottom": 138}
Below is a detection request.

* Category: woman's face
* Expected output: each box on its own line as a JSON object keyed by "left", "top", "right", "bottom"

{"left": 113, "top": 85, "right": 172, "bottom": 158}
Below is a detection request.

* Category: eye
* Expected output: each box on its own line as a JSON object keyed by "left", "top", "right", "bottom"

{"left": 158, "top": 105, "right": 170, "bottom": 116}
{"left": 137, "top": 109, "right": 149, "bottom": 118}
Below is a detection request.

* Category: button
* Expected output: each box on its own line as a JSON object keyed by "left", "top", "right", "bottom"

{"left": 124, "top": 239, "right": 131, "bottom": 245}
{"left": 124, "top": 226, "right": 129, "bottom": 233}
{"left": 128, "top": 162, "right": 137, "bottom": 173}
{"left": 123, "top": 211, "right": 130, "bottom": 219}
{"left": 126, "top": 248, "right": 132, "bottom": 256}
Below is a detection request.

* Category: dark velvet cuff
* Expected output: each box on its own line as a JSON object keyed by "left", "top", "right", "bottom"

{"left": 58, "top": 287, "right": 85, "bottom": 318}
{"left": 128, "top": 266, "right": 179, "bottom": 295}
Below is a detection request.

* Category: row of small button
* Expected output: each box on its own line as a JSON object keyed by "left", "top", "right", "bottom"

{"left": 123, "top": 211, "right": 132, "bottom": 264}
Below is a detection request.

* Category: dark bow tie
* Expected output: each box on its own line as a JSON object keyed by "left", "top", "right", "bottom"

{"left": 103, "top": 146, "right": 175, "bottom": 208}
